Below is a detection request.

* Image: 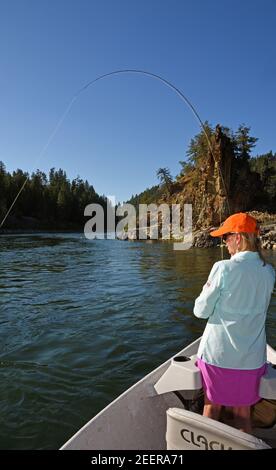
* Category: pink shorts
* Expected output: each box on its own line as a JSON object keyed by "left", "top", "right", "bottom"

{"left": 196, "top": 358, "right": 267, "bottom": 406}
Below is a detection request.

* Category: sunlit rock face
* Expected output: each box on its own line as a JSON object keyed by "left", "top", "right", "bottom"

{"left": 126, "top": 126, "right": 275, "bottom": 247}
{"left": 154, "top": 125, "right": 275, "bottom": 247}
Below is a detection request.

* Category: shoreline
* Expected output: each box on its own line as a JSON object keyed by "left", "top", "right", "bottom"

{"left": 1, "top": 228, "right": 275, "bottom": 250}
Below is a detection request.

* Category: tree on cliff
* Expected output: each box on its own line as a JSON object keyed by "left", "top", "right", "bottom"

{"left": 156, "top": 167, "right": 173, "bottom": 195}
{"left": 233, "top": 125, "right": 258, "bottom": 161}
{"left": 186, "top": 121, "right": 214, "bottom": 166}
{"left": 183, "top": 122, "right": 257, "bottom": 168}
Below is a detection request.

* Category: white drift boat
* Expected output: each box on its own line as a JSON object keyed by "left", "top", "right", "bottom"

{"left": 61, "top": 337, "right": 276, "bottom": 450}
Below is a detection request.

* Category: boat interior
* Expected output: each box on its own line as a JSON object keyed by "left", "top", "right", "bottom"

{"left": 154, "top": 352, "right": 276, "bottom": 450}
{"left": 61, "top": 340, "right": 276, "bottom": 451}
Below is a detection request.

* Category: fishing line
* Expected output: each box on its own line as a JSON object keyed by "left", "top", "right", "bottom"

{"left": 0, "top": 69, "right": 230, "bottom": 246}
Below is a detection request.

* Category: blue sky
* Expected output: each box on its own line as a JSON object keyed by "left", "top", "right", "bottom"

{"left": 0, "top": 0, "right": 275, "bottom": 203}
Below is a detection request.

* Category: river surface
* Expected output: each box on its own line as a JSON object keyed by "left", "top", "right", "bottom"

{"left": 0, "top": 233, "right": 275, "bottom": 449}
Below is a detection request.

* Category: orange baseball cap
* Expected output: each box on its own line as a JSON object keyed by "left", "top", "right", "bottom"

{"left": 210, "top": 212, "right": 259, "bottom": 237}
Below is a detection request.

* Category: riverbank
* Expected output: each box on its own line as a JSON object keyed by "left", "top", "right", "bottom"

{"left": 193, "top": 211, "right": 276, "bottom": 249}
{"left": 193, "top": 226, "right": 276, "bottom": 249}
{"left": 2, "top": 211, "right": 276, "bottom": 248}
{"left": 0, "top": 215, "right": 84, "bottom": 232}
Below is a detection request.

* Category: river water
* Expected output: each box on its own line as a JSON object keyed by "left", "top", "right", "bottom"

{"left": 0, "top": 233, "right": 275, "bottom": 449}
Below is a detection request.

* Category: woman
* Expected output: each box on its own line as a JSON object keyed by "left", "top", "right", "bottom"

{"left": 194, "top": 212, "right": 275, "bottom": 433}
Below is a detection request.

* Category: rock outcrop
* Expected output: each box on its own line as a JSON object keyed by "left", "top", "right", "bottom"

{"left": 160, "top": 124, "right": 265, "bottom": 229}
{"left": 125, "top": 125, "right": 276, "bottom": 248}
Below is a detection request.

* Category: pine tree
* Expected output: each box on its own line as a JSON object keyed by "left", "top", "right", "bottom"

{"left": 233, "top": 125, "right": 258, "bottom": 161}
{"left": 156, "top": 167, "right": 173, "bottom": 195}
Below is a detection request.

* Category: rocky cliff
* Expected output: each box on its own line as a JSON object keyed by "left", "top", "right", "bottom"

{"left": 155, "top": 125, "right": 276, "bottom": 248}
{"left": 159, "top": 124, "right": 265, "bottom": 230}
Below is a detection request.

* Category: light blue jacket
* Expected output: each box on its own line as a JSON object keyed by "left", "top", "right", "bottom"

{"left": 194, "top": 251, "right": 275, "bottom": 369}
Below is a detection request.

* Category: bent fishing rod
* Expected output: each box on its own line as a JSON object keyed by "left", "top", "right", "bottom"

{"left": 0, "top": 69, "right": 230, "bottom": 258}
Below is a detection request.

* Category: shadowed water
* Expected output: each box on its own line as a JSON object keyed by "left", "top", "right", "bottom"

{"left": 0, "top": 233, "right": 275, "bottom": 449}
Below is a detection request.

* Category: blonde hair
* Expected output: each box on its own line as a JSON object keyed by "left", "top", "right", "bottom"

{"left": 239, "top": 232, "right": 266, "bottom": 265}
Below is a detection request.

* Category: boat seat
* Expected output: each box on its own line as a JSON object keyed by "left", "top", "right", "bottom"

{"left": 166, "top": 408, "right": 271, "bottom": 450}
{"left": 154, "top": 354, "right": 202, "bottom": 397}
